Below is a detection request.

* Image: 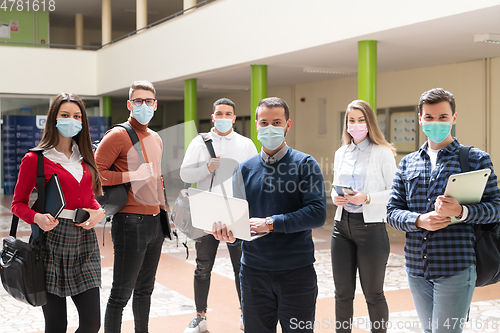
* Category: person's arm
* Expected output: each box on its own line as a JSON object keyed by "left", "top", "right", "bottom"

{"left": 272, "top": 156, "right": 327, "bottom": 234}
{"left": 386, "top": 156, "right": 421, "bottom": 232}
{"left": 367, "top": 147, "right": 398, "bottom": 205}
{"left": 331, "top": 148, "right": 348, "bottom": 206}
{"left": 95, "top": 128, "right": 127, "bottom": 186}
{"left": 180, "top": 136, "right": 211, "bottom": 184}
{"left": 11, "top": 152, "right": 38, "bottom": 224}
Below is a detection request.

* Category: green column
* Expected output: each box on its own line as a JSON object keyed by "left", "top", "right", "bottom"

{"left": 358, "top": 40, "right": 377, "bottom": 113}
{"left": 184, "top": 78, "right": 197, "bottom": 151}
{"left": 102, "top": 96, "right": 112, "bottom": 117}
{"left": 251, "top": 65, "right": 267, "bottom": 150}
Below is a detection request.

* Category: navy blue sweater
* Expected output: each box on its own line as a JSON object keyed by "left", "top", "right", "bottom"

{"left": 233, "top": 148, "right": 327, "bottom": 271}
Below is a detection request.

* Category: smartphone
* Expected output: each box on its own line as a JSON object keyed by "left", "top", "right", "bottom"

{"left": 333, "top": 184, "right": 356, "bottom": 196}
{"left": 74, "top": 208, "right": 90, "bottom": 224}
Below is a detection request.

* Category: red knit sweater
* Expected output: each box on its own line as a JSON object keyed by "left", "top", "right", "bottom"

{"left": 11, "top": 153, "right": 101, "bottom": 224}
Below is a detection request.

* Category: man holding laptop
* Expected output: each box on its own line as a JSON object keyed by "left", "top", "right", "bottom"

{"left": 387, "top": 88, "right": 500, "bottom": 333}
{"left": 180, "top": 98, "right": 257, "bottom": 333}
{"left": 211, "top": 97, "right": 327, "bottom": 333}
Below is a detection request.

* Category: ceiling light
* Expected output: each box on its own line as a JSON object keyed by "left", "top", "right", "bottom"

{"left": 303, "top": 67, "right": 357, "bottom": 75}
{"left": 201, "top": 84, "right": 249, "bottom": 91}
{"left": 474, "top": 33, "right": 500, "bottom": 44}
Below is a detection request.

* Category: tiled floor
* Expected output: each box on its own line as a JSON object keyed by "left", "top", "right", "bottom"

{"left": 1, "top": 194, "right": 499, "bottom": 333}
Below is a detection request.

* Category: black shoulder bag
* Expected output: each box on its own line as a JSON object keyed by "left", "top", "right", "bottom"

{"left": 0, "top": 148, "right": 48, "bottom": 306}
{"left": 459, "top": 145, "right": 500, "bottom": 287}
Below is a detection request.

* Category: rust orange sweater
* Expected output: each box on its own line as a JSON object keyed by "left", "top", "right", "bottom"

{"left": 95, "top": 117, "right": 165, "bottom": 215}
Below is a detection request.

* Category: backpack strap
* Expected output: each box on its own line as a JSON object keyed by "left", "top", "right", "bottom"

{"left": 459, "top": 145, "right": 472, "bottom": 173}
{"left": 116, "top": 123, "right": 146, "bottom": 163}
{"left": 200, "top": 134, "right": 217, "bottom": 191}
{"left": 10, "top": 149, "right": 45, "bottom": 242}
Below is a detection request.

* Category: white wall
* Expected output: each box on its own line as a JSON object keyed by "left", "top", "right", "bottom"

{"left": 0, "top": 46, "right": 97, "bottom": 95}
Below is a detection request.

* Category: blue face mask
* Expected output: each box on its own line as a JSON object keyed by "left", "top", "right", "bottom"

{"left": 133, "top": 104, "right": 154, "bottom": 125}
{"left": 257, "top": 125, "right": 286, "bottom": 150}
{"left": 56, "top": 118, "right": 82, "bottom": 138}
{"left": 214, "top": 118, "right": 233, "bottom": 134}
{"left": 421, "top": 121, "right": 451, "bottom": 143}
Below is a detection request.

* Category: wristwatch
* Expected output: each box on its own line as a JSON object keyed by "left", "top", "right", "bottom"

{"left": 364, "top": 193, "right": 371, "bottom": 205}
{"left": 265, "top": 216, "right": 274, "bottom": 232}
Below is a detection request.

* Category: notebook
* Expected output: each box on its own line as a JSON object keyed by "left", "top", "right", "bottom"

{"left": 32, "top": 173, "right": 66, "bottom": 219}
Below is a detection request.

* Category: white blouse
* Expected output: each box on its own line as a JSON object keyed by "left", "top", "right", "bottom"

{"left": 43, "top": 142, "right": 84, "bottom": 182}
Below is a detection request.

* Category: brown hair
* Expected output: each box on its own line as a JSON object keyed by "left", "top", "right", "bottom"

{"left": 37, "top": 93, "right": 103, "bottom": 196}
{"left": 255, "top": 97, "right": 290, "bottom": 120}
{"left": 342, "top": 100, "right": 396, "bottom": 156}
{"left": 418, "top": 88, "right": 455, "bottom": 115}
{"left": 129, "top": 80, "right": 156, "bottom": 99}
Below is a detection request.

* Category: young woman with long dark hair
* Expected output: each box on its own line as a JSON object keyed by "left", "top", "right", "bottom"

{"left": 12, "top": 92, "right": 104, "bottom": 333}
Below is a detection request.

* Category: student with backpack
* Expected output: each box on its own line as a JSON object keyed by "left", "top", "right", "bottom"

{"left": 387, "top": 88, "right": 500, "bottom": 333}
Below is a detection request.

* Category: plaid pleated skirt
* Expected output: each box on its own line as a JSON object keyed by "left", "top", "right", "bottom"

{"left": 41, "top": 218, "right": 101, "bottom": 297}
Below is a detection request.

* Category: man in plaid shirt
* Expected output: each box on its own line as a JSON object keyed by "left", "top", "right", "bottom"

{"left": 387, "top": 88, "right": 500, "bottom": 333}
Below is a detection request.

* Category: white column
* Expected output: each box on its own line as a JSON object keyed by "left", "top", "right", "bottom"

{"left": 102, "top": 0, "right": 112, "bottom": 45}
{"left": 183, "top": 0, "right": 197, "bottom": 12}
{"left": 75, "top": 13, "right": 83, "bottom": 50}
{"left": 137, "top": 0, "right": 147, "bottom": 31}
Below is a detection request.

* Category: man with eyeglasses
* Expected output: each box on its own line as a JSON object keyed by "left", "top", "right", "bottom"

{"left": 96, "top": 80, "right": 166, "bottom": 333}
{"left": 180, "top": 98, "right": 257, "bottom": 333}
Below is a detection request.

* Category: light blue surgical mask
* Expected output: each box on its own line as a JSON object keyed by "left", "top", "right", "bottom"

{"left": 214, "top": 118, "right": 233, "bottom": 134}
{"left": 56, "top": 118, "right": 82, "bottom": 138}
{"left": 257, "top": 125, "right": 286, "bottom": 150}
{"left": 421, "top": 121, "right": 451, "bottom": 143}
{"left": 133, "top": 104, "right": 154, "bottom": 125}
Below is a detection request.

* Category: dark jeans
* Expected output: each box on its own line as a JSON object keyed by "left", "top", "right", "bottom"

{"left": 194, "top": 234, "right": 242, "bottom": 313}
{"left": 43, "top": 287, "right": 100, "bottom": 333}
{"left": 331, "top": 210, "right": 390, "bottom": 333}
{"left": 104, "top": 213, "right": 164, "bottom": 333}
{"left": 240, "top": 264, "right": 318, "bottom": 333}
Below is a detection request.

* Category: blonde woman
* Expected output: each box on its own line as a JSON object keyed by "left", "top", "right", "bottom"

{"left": 331, "top": 100, "right": 397, "bottom": 333}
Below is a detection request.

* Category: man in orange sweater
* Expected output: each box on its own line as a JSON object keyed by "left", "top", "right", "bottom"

{"left": 96, "top": 80, "right": 165, "bottom": 333}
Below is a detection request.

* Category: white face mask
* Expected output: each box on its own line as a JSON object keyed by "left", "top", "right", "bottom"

{"left": 257, "top": 125, "right": 286, "bottom": 150}
{"left": 214, "top": 118, "right": 233, "bottom": 133}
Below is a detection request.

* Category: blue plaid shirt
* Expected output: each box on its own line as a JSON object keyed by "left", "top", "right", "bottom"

{"left": 387, "top": 139, "right": 500, "bottom": 279}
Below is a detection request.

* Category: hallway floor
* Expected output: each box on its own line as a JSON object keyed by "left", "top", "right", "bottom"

{"left": 1, "top": 194, "right": 499, "bottom": 333}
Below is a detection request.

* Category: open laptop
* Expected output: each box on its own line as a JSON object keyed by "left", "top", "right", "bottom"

{"left": 187, "top": 188, "right": 269, "bottom": 241}
{"left": 444, "top": 168, "right": 491, "bottom": 223}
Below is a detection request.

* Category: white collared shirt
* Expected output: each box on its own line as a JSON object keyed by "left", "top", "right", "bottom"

{"left": 180, "top": 128, "right": 258, "bottom": 195}
{"left": 43, "top": 142, "right": 84, "bottom": 182}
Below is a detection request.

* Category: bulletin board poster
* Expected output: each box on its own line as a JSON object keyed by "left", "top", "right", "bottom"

{"left": 390, "top": 111, "right": 417, "bottom": 153}
{"left": 2, "top": 116, "right": 111, "bottom": 195}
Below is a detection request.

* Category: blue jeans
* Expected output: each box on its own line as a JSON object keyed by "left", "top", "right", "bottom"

{"left": 407, "top": 265, "right": 476, "bottom": 333}
{"left": 104, "top": 213, "right": 164, "bottom": 333}
{"left": 240, "top": 264, "right": 318, "bottom": 333}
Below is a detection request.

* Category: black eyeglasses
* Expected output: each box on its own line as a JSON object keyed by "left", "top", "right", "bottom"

{"left": 130, "top": 98, "right": 156, "bottom": 107}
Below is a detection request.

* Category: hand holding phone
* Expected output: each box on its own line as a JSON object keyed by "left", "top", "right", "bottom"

{"left": 333, "top": 184, "right": 355, "bottom": 196}
{"left": 73, "top": 208, "right": 90, "bottom": 224}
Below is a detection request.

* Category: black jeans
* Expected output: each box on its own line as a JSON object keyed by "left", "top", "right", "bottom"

{"left": 240, "top": 264, "right": 318, "bottom": 333}
{"left": 194, "top": 234, "right": 242, "bottom": 313}
{"left": 43, "top": 288, "right": 100, "bottom": 333}
{"left": 104, "top": 213, "right": 164, "bottom": 333}
{"left": 331, "top": 210, "right": 390, "bottom": 333}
